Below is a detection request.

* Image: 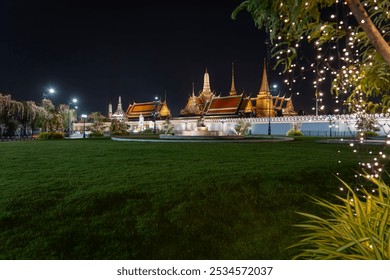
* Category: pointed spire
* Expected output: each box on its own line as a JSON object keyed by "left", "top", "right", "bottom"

{"left": 202, "top": 68, "right": 211, "bottom": 94}
{"left": 229, "top": 62, "right": 237, "bottom": 96}
{"left": 192, "top": 82, "right": 195, "bottom": 97}
{"left": 259, "top": 58, "right": 270, "bottom": 95}
{"left": 117, "top": 96, "right": 123, "bottom": 112}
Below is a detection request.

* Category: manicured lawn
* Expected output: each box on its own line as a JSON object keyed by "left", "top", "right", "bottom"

{"left": 0, "top": 137, "right": 387, "bottom": 259}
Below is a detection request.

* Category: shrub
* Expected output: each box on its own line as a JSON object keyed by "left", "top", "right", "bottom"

{"left": 37, "top": 132, "right": 64, "bottom": 140}
{"left": 291, "top": 177, "right": 390, "bottom": 260}
{"left": 286, "top": 129, "right": 304, "bottom": 137}
{"left": 89, "top": 131, "right": 104, "bottom": 138}
{"left": 110, "top": 119, "right": 128, "bottom": 135}
{"left": 364, "top": 131, "right": 379, "bottom": 137}
{"left": 141, "top": 129, "right": 154, "bottom": 134}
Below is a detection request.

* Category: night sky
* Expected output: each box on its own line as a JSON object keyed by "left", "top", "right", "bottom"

{"left": 0, "top": 0, "right": 312, "bottom": 116}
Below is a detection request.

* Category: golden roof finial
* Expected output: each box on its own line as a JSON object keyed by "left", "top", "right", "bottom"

{"left": 229, "top": 62, "right": 237, "bottom": 96}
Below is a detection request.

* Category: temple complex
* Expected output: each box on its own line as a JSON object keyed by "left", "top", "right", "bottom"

{"left": 108, "top": 61, "right": 296, "bottom": 121}
{"left": 179, "top": 61, "right": 296, "bottom": 118}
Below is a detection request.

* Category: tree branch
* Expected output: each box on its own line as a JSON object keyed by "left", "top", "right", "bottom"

{"left": 346, "top": 0, "right": 390, "bottom": 66}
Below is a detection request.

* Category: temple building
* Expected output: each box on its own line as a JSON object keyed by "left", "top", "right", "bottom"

{"left": 179, "top": 62, "right": 296, "bottom": 118}
{"left": 125, "top": 98, "right": 171, "bottom": 120}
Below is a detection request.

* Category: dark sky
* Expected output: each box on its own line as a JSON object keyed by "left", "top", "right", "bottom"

{"left": 0, "top": 0, "right": 312, "bottom": 116}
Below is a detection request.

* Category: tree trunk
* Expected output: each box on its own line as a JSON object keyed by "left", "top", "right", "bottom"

{"left": 346, "top": 0, "right": 390, "bottom": 66}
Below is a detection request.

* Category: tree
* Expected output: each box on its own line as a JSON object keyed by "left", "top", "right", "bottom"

{"left": 89, "top": 112, "right": 105, "bottom": 133}
{"left": 18, "top": 101, "right": 45, "bottom": 136}
{"left": 233, "top": 0, "right": 390, "bottom": 112}
{"left": 0, "top": 94, "right": 23, "bottom": 136}
{"left": 110, "top": 119, "right": 128, "bottom": 135}
{"left": 235, "top": 120, "right": 251, "bottom": 135}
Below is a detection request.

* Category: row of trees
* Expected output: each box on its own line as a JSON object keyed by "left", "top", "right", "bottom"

{"left": 0, "top": 93, "right": 165, "bottom": 138}
{"left": 0, "top": 94, "right": 77, "bottom": 137}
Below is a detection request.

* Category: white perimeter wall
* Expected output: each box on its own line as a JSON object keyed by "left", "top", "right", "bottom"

{"left": 74, "top": 114, "right": 390, "bottom": 137}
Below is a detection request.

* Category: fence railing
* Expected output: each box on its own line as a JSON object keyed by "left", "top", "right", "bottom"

{"left": 301, "top": 130, "right": 355, "bottom": 137}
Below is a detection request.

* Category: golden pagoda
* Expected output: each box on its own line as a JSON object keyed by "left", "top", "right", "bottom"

{"left": 199, "top": 68, "right": 214, "bottom": 103}
{"left": 255, "top": 60, "right": 276, "bottom": 117}
{"left": 159, "top": 99, "right": 171, "bottom": 118}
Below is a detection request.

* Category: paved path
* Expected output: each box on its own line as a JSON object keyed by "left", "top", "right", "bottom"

{"left": 111, "top": 136, "right": 294, "bottom": 143}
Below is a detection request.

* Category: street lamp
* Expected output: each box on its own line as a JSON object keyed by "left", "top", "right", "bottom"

{"left": 268, "top": 84, "right": 278, "bottom": 136}
{"left": 81, "top": 114, "right": 87, "bottom": 138}
{"left": 268, "top": 96, "right": 272, "bottom": 136}
{"left": 221, "top": 119, "right": 225, "bottom": 135}
{"left": 42, "top": 88, "right": 55, "bottom": 100}
{"left": 328, "top": 115, "right": 337, "bottom": 137}
{"left": 68, "top": 98, "right": 77, "bottom": 136}
{"left": 152, "top": 96, "right": 159, "bottom": 134}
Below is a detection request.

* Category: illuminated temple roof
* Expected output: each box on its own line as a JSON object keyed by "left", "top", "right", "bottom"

{"left": 126, "top": 99, "right": 171, "bottom": 119}
{"left": 205, "top": 95, "right": 243, "bottom": 115}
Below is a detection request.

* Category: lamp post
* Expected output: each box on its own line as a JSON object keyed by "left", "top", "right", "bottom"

{"left": 68, "top": 98, "right": 77, "bottom": 136}
{"left": 42, "top": 88, "right": 55, "bottom": 100}
{"left": 328, "top": 115, "right": 335, "bottom": 137}
{"left": 152, "top": 96, "right": 159, "bottom": 134}
{"left": 268, "top": 96, "right": 272, "bottom": 136}
{"left": 81, "top": 114, "right": 87, "bottom": 138}
{"left": 268, "top": 84, "right": 278, "bottom": 136}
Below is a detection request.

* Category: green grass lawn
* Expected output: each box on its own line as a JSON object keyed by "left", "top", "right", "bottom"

{"left": 0, "top": 137, "right": 387, "bottom": 259}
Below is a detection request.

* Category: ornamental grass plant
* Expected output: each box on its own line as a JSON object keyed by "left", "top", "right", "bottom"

{"left": 292, "top": 176, "right": 390, "bottom": 260}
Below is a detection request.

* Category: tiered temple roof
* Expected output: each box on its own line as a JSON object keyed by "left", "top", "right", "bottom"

{"left": 126, "top": 99, "right": 171, "bottom": 120}
{"left": 273, "top": 95, "right": 297, "bottom": 116}
{"left": 204, "top": 95, "right": 243, "bottom": 116}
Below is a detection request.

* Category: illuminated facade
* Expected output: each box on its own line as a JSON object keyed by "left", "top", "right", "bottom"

{"left": 107, "top": 62, "right": 296, "bottom": 121}
{"left": 180, "top": 62, "right": 297, "bottom": 118}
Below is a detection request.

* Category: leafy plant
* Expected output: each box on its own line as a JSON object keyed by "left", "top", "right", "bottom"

{"left": 291, "top": 176, "right": 390, "bottom": 259}
{"left": 364, "top": 131, "right": 379, "bottom": 137}
{"left": 110, "top": 119, "right": 129, "bottom": 135}
{"left": 286, "top": 122, "right": 303, "bottom": 136}
{"left": 37, "top": 132, "right": 64, "bottom": 140}
{"left": 286, "top": 129, "right": 304, "bottom": 137}
{"left": 89, "top": 131, "right": 104, "bottom": 138}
